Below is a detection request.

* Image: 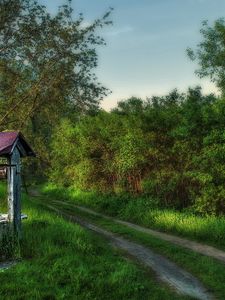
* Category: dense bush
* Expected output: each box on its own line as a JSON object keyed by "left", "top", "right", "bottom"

{"left": 48, "top": 88, "right": 225, "bottom": 215}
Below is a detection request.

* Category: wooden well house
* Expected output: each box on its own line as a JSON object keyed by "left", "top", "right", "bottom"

{"left": 0, "top": 132, "right": 35, "bottom": 235}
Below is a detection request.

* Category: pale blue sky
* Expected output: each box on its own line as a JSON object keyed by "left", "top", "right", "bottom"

{"left": 40, "top": 0, "right": 225, "bottom": 110}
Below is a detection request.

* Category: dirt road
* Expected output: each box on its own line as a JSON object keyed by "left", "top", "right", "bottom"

{"left": 69, "top": 204, "right": 225, "bottom": 264}
{"left": 46, "top": 203, "right": 214, "bottom": 300}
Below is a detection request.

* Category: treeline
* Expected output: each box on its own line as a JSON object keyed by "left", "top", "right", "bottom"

{"left": 1, "top": 1, "right": 225, "bottom": 215}
{"left": 49, "top": 88, "right": 225, "bottom": 215}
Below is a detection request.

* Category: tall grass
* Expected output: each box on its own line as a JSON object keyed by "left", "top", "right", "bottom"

{"left": 0, "top": 225, "right": 20, "bottom": 262}
{"left": 0, "top": 182, "right": 7, "bottom": 212}
{"left": 0, "top": 184, "right": 183, "bottom": 299}
{"left": 42, "top": 184, "right": 225, "bottom": 250}
{"left": 0, "top": 182, "right": 20, "bottom": 261}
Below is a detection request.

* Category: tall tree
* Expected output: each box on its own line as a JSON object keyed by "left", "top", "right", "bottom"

{"left": 0, "top": 0, "right": 112, "bottom": 129}
{"left": 187, "top": 18, "right": 225, "bottom": 93}
{"left": 0, "top": 0, "right": 112, "bottom": 178}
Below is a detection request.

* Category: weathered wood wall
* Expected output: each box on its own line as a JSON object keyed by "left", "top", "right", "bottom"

{"left": 7, "top": 147, "right": 21, "bottom": 236}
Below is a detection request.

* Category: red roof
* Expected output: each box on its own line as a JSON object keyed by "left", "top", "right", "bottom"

{"left": 0, "top": 131, "right": 35, "bottom": 157}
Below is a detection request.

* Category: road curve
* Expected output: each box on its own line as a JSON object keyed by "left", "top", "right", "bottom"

{"left": 67, "top": 203, "right": 225, "bottom": 264}
{"left": 47, "top": 203, "right": 214, "bottom": 300}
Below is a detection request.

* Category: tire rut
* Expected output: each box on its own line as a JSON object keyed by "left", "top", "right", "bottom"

{"left": 58, "top": 202, "right": 225, "bottom": 264}
{"left": 46, "top": 203, "right": 214, "bottom": 300}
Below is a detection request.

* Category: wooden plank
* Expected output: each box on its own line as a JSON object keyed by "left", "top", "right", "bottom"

{"left": 16, "top": 140, "right": 27, "bottom": 157}
{"left": 0, "top": 214, "right": 27, "bottom": 224}
{"left": 0, "top": 214, "right": 8, "bottom": 223}
{"left": 7, "top": 147, "right": 21, "bottom": 237}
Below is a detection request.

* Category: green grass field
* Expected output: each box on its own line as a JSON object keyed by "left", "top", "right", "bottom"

{"left": 42, "top": 184, "right": 225, "bottom": 251}
{"left": 1, "top": 183, "right": 225, "bottom": 299}
{"left": 0, "top": 185, "right": 188, "bottom": 300}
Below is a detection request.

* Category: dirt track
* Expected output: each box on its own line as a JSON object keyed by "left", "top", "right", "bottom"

{"left": 67, "top": 203, "right": 225, "bottom": 264}
{"left": 46, "top": 203, "right": 214, "bottom": 300}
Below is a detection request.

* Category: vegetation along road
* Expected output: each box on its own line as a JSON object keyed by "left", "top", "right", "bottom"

{"left": 1, "top": 1, "right": 225, "bottom": 299}
{"left": 0, "top": 187, "right": 225, "bottom": 299}
{"left": 54, "top": 201, "right": 225, "bottom": 264}
{"left": 26, "top": 188, "right": 225, "bottom": 300}
{"left": 47, "top": 204, "right": 214, "bottom": 299}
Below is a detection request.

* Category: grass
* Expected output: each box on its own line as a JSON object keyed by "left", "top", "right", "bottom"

{"left": 0, "top": 182, "right": 8, "bottom": 212}
{"left": 42, "top": 184, "right": 225, "bottom": 250}
{"left": 0, "top": 182, "right": 18, "bottom": 261}
{"left": 0, "top": 186, "right": 187, "bottom": 299}
{"left": 47, "top": 199, "right": 225, "bottom": 300}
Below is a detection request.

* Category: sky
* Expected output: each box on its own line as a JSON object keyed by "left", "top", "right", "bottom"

{"left": 40, "top": 0, "right": 225, "bottom": 110}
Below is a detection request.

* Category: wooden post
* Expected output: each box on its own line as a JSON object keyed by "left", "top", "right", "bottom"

{"left": 7, "top": 147, "right": 21, "bottom": 237}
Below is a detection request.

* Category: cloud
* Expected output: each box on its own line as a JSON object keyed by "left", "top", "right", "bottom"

{"left": 189, "top": 0, "right": 207, "bottom": 3}
{"left": 106, "top": 26, "right": 133, "bottom": 37}
{"left": 80, "top": 21, "right": 92, "bottom": 29}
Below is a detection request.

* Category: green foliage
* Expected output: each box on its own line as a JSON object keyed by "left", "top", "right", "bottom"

{"left": 0, "top": 0, "right": 112, "bottom": 180}
{"left": 187, "top": 18, "right": 225, "bottom": 93}
{"left": 1, "top": 5, "right": 225, "bottom": 216}
{"left": 49, "top": 88, "right": 225, "bottom": 215}
{"left": 0, "top": 226, "right": 19, "bottom": 262}
{"left": 0, "top": 183, "right": 7, "bottom": 212}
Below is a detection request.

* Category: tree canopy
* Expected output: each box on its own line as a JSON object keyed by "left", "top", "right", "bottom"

{"left": 0, "top": 0, "right": 112, "bottom": 177}
{"left": 187, "top": 18, "right": 225, "bottom": 93}
{"left": 1, "top": 2, "right": 225, "bottom": 215}
{"left": 49, "top": 89, "right": 225, "bottom": 215}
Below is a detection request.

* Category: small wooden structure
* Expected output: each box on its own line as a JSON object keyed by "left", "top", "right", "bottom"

{"left": 0, "top": 132, "right": 35, "bottom": 236}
